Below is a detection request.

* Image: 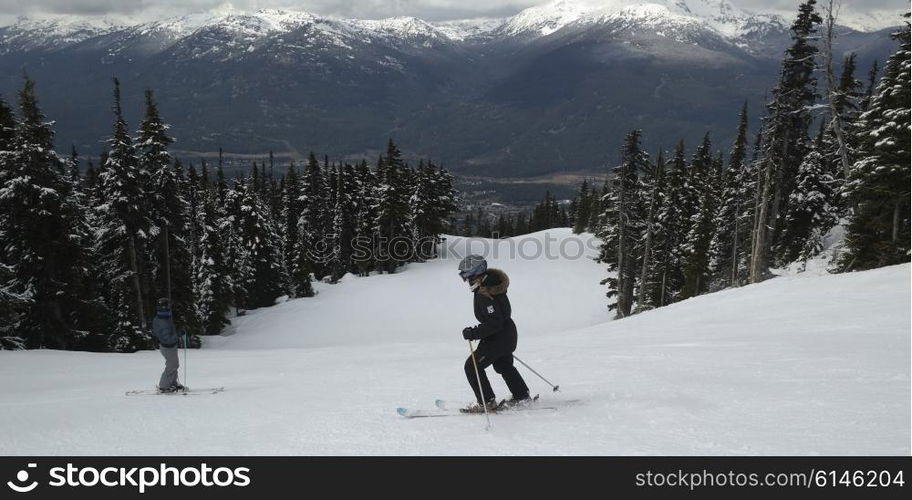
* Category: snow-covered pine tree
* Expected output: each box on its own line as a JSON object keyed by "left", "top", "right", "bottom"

{"left": 192, "top": 179, "right": 233, "bottom": 334}
{"left": 409, "top": 161, "right": 457, "bottom": 259}
{"left": 838, "top": 16, "right": 911, "bottom": 271}
{"left": 353, "top": 159, "right": 377, "bottom": 277}
{"left": 215, "top": 152, "right": 228, "bottom": 205}
{"left": 600, "top": 129, "right": 648, "bottom": 318}
{"left": 69, "top": 145, "right": 81, "bottom": 184}
{"left": 94, "top": 78, "right": 153, "bottom": 351}
{"left": 651, "top": 140, "right": 696, "bottom": 304}
{"left": 681, "top": 134, "right": 722, "bottom": 299}
{"left": 282, "top": 162, "right": 313, "bottom": 297}
{"left": 709, "top": 103, "right": 752, "bottom": 289}
{"left": 138, "top": 89, "right": 192, "bottom": 331}
{"left": 774, "top": 147, "right": 838, "bottom": 265}
{"left": 329, "top": 163, "right": 358, "bottom": 281}
{"left": 587, "top": 179, "right": 610, "bottom": 235}
{"left": 300, "top": 152, "right": 331, "bottom": 279}
{"left": 0, "top": 94, "right": 13, "bottom": 147}
{"left": 0, "top": 77, "right": 99, "bottom": 349}
{"left": 373, "top": 140, "right": 412, "bottom": 273}
{"left": 751, "top": 0, "right": 822, "bottom": 279}
{"left": 860, "top": 60, "right": 879, "bottom": 113}
{"left": 226, "top": 178, "right": 286, "bottom": 309}
{"left": 428, "top": 162, "right": 457, "bottom": 255}
{"left": 572, "top": 179, "right": 592, "bottom": 234}
{"left": 634, "top": 150, "right": 666, "bottom": 312}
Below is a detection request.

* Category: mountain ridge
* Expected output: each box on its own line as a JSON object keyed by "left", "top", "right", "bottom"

{"left": 0, "top": 0, "right": 902, "bottom": 176}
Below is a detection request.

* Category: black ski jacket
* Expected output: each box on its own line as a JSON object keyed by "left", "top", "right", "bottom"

{"left": 465, "top": 269, "right": 516, "bottom": 341}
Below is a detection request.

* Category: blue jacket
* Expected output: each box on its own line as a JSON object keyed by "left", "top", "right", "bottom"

{"left": 152, "top": 311, "right": 179, "bottom": 348}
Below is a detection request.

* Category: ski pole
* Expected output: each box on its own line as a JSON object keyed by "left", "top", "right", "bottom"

{"left": 468, "top": 341, "right": 492, "bottom": 431}
{"left": 513, "top": 354, "right": 559, "bottom": 392}
{"left": 183, "top": 330, "right": 188, "bottom": 389}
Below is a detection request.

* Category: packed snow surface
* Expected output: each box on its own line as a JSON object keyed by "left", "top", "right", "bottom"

{"left": 0, "top": 229, "right": 908, "bottom": 455}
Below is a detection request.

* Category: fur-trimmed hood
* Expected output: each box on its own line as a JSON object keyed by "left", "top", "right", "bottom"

{"left": 477, "top": 268, "right": 509, "bottom": 298}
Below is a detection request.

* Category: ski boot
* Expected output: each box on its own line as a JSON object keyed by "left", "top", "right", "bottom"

{"left": 498, "top": 394, "right": 538, "bottom": 410}
{"left": 460, "top": 399, "right": 499, "bottom": 414}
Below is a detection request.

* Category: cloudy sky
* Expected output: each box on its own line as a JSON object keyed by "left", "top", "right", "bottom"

{"left": 0, "top": 0, "right": 905, "bottom": 24}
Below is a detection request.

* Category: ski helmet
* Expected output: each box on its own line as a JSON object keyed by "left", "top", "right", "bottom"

{"left": 458, "top": 254, "right": 487, "bottom": 281}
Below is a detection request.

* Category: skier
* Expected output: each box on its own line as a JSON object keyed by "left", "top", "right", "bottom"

{"left": 151, "top": 298, "right": 185, "bottom": 393}
{"left": 458, "top": 255, "right": 530, "bottom": 413}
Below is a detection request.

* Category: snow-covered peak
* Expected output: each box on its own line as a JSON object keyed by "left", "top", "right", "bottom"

{"left": 493, "top": 0, "right": 805, "bottom": 40}
{"left": 836, "top": 9, "right": 907, "bottom": 32}
{"left": 497, "top": 0, "right": 597, "bottom": 37}
{"left": 134, "top": 8, "right": 322, "bottom": 39}
{"left": 351, "top": 16, "right": 449, "bottom": 41}
{"left": 431, "top": 18, "right": 505, "bottom": 41}
{"left": 0, "top": 14, "right": 125, "bottom": 49}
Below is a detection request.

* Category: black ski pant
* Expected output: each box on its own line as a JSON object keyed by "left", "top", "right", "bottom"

{"left": 464, "top": 321, "right": 529, "bottom": 404}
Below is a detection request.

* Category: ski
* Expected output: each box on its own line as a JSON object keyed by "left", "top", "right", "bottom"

{"left": 125, "top": 386, "right": 225, "bottom": 396}
{"left": 437, "top": 395, "right": 584, "bottom": 413}
{"left": 396, "top": 407, "right": 458, "bottom": 418}
{"left": 397, "top": 395, "right": 582, "bottom": 418}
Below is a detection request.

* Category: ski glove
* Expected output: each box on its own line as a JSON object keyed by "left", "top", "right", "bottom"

{"left": 462, "top": 327, "right": 477, "bottom": 340}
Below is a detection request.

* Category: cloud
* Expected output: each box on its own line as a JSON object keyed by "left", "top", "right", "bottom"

{"left": 0, "top": 0, "right": 906, "bottom": 24}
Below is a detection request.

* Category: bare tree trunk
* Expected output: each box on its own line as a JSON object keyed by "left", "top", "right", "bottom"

{"left": 823, "top": 0, "right": 853, "bottom": 183}
{"left": 616, "top": 177, "right": 627, "bottom": 318}
{"left": 750, "top": 160, "right": 773, "bottom": 283}
{"left": 893, "top": 201, "right": 900, "bottom": 242}
{"left": 128, "top": 236, "right": 146, "bottom": 330}
{"left": 660, "top": 270, "right": 667, "bottom": 307}
{"left": 636, "top": 181, "right": 659, "bottom": 311}
{"left": 730, "top": 210, "right": 739, "bottom": 287}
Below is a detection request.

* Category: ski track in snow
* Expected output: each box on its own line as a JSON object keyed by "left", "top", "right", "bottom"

{"left": 0, "top": 229, "right": 908, "bottom": 455}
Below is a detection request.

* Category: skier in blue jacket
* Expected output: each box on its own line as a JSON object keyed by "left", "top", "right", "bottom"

{"left": 151, "top": 298, "right": 185, "bottom": 393}
{"left": 458, "top": 255, "right": 530, "bottom": 413}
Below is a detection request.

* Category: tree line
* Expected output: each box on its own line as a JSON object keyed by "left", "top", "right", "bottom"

{"left": 0, "top": 78, "right": 457, "bottom": 351}
{"left": 572, "top": 1, "right": 909, "bottom": 318}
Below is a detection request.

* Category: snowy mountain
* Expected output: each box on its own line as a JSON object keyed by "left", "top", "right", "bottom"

{"left": 0, "top": 15, "right": 124, "bottom": 53}
{"left": 0, "top": 230, "right": 908, "bottom": 454}
{"left": 0, "top": 2, "right": 901, "bottom": 176}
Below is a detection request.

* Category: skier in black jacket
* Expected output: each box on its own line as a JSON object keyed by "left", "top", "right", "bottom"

{"left": 458, "top": 255, "right": 530, "bottom": 412}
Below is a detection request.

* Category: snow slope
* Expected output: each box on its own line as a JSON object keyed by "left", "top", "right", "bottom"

{"left": 0, "top": 229, "right": 908, "bottom": 455}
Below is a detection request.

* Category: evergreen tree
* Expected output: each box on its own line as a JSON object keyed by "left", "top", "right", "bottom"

{"left": 0, "top": 78, "right": 99, "bottom": 349}
{"left": 572, "top": 179, "right": 592, "bottom": 234}
{"left": 751, "top": 0, "right": 822, "bottom": 280}
{"left": 329, "top": 163, "right": 358, "bottom": 280}
{"left": 373, "top": 140, "right": 412, "bottom": 273}
{"left": 300, "top": 152, "right": 331, "bottom": 279}
{"left": 775, "top": 148, "right": 838, "bottom": 265}
{"left": 600, "top": 130, "right": 648, "bottom": 318}
{"left": 681, "top": 134, "right": 721, "bottom": 299}
{"left": 94, "top": 78, "right": 151, "bottom": 351}
{"left": 838, "top": 16, "right": 911, "bottom": 270}
{"left": 283, "top": 162, "right": 313, "bottom": 296}
{"left": 192, "top": 183, "right": 232, "bottom": 334}
{"left": 709, "top": 103, "right": 753, "bottom": 288}
{"left": 138, "top": 89, "right": 192, "bottom": 330}
{"left": 226, "top": 179, "right": 286, "bottom": 309}
{"left": 634, "top": 150, "right": 666, "bottom": 311}
{"left": 353, "top": 160, "right": 378, "bottom": 276}
{"left": 651, "top": 141, "right": 694, "bottom": 304}
{"left": 0, "top": 95, "right": 13, "bottom": 149}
